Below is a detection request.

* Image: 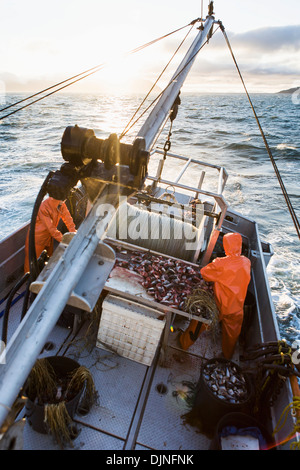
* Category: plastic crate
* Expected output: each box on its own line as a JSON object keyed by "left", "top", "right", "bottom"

{"left": 97, "top": 295, "right": 165, "bottom": 366}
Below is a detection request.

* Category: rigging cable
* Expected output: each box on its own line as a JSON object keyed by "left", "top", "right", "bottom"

{"left": 0, "top": 67, "right": 106, "bottom": 121}
{"left": 120, "top": 24, "right": 220, "bottom": 141}
{"left": 0, "top": 21, "right": 196, "bottom": 121}
{"left": 200, "top": 0, "right": 204, "bottom": 26}
{"left": 219, "top": 22, "right": 300, "bottom": 239}
{"left": 119, "top": 21, "right": 197, "bottom": 140}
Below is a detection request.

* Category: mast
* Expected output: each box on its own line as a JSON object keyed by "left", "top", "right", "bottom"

{"left": 138, "top": 14, "right": 215, "bottom": 150}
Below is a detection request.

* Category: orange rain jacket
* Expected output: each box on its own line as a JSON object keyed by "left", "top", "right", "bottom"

{"left": 24, "top": 197, "right": 76, "bottom": 273}
{"left": 179, "top": 232, "right": 251, "bottom": 359}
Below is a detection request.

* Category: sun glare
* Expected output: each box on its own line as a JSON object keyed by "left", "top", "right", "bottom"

{"left": 99, "top": 54, "right": 142, "bottom": 93}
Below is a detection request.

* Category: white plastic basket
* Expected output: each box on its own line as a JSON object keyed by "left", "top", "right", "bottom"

{"left": 97, "top": 295, "right": 165, "bottom": 366}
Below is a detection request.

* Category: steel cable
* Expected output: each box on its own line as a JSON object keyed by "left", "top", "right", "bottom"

{"left": 119, "top": 24, "right": 220, "bottom": 140}
{"left": 220, "top": 22, "right": 300, "bottom": 239}
{"left": 119, "top": 22, "right": 196, "bottom": 140}
{"left": 0, "top": 21, "right": 197, "bottom": 121}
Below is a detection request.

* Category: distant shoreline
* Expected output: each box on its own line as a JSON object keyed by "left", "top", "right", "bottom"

{"left": 278, "top": 87, "right": 300, "bottom": 94}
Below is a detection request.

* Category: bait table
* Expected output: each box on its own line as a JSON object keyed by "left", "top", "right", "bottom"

{"left": 102, "top": 239, "right": 212, "bottom": 357}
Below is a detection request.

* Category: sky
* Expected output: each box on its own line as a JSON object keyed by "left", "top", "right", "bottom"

{"left": 0, "top": 0, "right": 300, "bottom": 94}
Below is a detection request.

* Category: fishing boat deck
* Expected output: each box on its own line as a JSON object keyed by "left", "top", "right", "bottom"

{"left": 1, "top": 147, "right": 296, "bottom": 451}
{"left": 6, "top": 282, "right": 228, "bottom": 451}
{"left": 1, "top": 204, "right": 297, "bottom": 451}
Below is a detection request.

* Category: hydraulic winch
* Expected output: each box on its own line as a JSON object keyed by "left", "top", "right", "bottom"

{"left": 47, "top": 126, "right": 150, "bottom": 201}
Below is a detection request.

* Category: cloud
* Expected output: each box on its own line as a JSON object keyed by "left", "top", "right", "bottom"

{"left": 2, "top": 24, "right": 300, "bottom": 95}
{"left": 159, "top": 24, "right": 300, "bottom": 74}
{"left": 164, "top": 23, "right": 300, "bottom": 57}
{"left": 176, "top": 24, "right": 300, "bottom": 92}
{"left": 226, "top": 25, "right": 300, "bottom": 53}
{"left": 24, "top": 40, "right": 59, "bottom": 56}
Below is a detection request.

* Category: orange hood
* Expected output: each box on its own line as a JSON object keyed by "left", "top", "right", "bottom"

{"left": 223, "top": 232, "right": 242, "bottom": 256}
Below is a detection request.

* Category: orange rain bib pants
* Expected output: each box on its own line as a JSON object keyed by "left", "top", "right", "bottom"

{"left": 24, "top": 197, "right": 76, "bottom": 273}
{"left": 179, "top": 232, "right": 251, "bottom": 359}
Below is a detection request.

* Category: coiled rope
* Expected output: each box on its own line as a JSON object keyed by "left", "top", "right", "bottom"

{"left": 272, "top": 396, "right": 300, "bottom": 449}
{"left": 219, "top": 22, "right": 300, "bottom": 240}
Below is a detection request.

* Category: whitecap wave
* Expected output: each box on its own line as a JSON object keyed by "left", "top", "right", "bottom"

{"left": 276, "top": 143, "right": 297, "bottom": 150}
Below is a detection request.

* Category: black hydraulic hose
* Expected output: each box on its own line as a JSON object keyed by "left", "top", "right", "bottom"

{"left": 260, "top": 364, "right": 300, "bottom": 377}
{"left": 1, "top": 170, "right": 48, "bottom": 341}
{"left": 2, "top": 250, "right": 49, "bottom": 344}
{"left": 21, "top": 250, "right": 49, "bottom": 320}
{"left": 0, "top": 287, "right": 15, "bottom": 307}
{"left": 20, "top": 277, "right": 32, "bottom": 322}
{"left": 28, "top": 171, "right": 54, "bottom": 280}
{"left": 24, "top": 171, "right": 53, "bottom": 320}
{"left": 1, "top": 272, "right": 30, "bottom": 345}
{"left": 242, "top": 346, "right": 292, "bottom": 361}
{"left": 241, "top": 341, "right": 293, "bottom": 361}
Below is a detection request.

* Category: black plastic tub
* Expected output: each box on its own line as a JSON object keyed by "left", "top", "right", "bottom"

{"left": 191, "top": 358, "right": 253, "bottom": 436}
{"left": 25, "top": 356, "right": 83, "bottom": 434}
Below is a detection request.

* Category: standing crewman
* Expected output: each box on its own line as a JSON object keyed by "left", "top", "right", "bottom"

{"left": 24, "top": 196, "right": 76, "bottom": 273}
{"left": 179, "top": 232, "right": 251, "bottom": 359}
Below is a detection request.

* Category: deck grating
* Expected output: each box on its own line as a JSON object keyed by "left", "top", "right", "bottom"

{"left": 9, "top": 296, "right": 231, "bottom": 450}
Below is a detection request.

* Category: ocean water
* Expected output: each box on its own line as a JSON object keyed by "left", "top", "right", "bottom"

{"left": 0, "top": 91, "right": 299, "bottom": 344}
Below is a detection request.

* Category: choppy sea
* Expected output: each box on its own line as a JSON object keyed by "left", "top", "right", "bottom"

{"left": 0, "top": 92, "right": 299, "bottom": 344}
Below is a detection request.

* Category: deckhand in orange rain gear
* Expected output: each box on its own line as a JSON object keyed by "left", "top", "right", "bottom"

{"left": 179, "top": 233, "right": 251, "bottom": 359}
{"left": 24, "top": 197, "right": 76, "bottom": 273}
